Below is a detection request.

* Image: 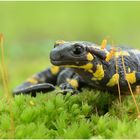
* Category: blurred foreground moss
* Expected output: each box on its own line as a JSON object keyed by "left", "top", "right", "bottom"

{"left": 0, "top": 89, "right": 140, "bottom": 138}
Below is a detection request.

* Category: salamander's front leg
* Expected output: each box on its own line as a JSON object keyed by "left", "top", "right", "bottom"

{"left": 13, "top": 66, "right": 63, "bottom": 96}
{"left": 57, "top": 68, "right": 84, "bottom": 94}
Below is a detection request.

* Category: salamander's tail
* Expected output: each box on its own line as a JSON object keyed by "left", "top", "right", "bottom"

{"left": 13, "top": 83, "right": 55, "bottom": 97}
{"left": 13, "top": 65, "right": 64, "bottom": 96}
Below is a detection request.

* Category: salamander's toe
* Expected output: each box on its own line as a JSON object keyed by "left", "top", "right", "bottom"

{"left": 59, "top": 83, "right": 79, "bottom": 95}
{"left": 56, "top": 89, "right": 78, "bottom": 95}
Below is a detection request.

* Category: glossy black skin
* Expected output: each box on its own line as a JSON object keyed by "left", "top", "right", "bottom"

{"left": 51, "top": 41, "right": 140, "bottom": 92}
{"left": 13, "top": 41, "right": 140, "bottom": 96}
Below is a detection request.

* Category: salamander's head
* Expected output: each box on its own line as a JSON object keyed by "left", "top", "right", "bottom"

{"left": 50, "top": 40, "right": 109, "bottom": 68}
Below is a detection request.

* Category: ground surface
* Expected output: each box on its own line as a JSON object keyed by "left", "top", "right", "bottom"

{"left": 1, "top": 89, "right": 140, "bottom": 138}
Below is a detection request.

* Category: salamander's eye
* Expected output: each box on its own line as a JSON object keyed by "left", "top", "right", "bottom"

{"left": 73, "top": 44, "right": 84, "bottom": 55}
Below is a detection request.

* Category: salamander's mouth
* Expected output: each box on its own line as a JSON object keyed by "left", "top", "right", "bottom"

{"left": 51, "top": 59, "right": 88, "bottom": 66}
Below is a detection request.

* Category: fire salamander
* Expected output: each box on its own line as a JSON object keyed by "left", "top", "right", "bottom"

{"left": 13, "top": 40, "right": 140, "bottom": 96}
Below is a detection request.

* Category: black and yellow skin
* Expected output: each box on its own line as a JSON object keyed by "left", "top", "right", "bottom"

{"left": 13, "top": 40, "right": 140, "bottom": 96}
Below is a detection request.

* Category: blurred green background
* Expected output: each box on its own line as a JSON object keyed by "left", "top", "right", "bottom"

{"left": 0, "top": 1, "right": 140, "bottom": 91}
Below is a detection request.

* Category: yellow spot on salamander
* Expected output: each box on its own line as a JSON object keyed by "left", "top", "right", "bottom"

{"left": 80, "top": 63, "right": 93, "bottom": 71}
{"left": 126, "top": 71, "right": 136, "bottom": 84}
{"left": 87, "top": 53, "right": 94, "bottom": 61}
{"left": 115, "top": 51, "right": 130, "bottom": 58}
{"left": 64, "top": 63, "right": 93, "bottom": 71}
{"left": 27, "top": 77, "right": 38, "bottom": 84}
{"left": 88, "top": 69, "right": 93, "bottom": 73}
{"left": 50, "top": 66, "right": 60, "bottom": 75}
{"left": 107, "top": 73, "right": 119, "bottom": 87}
{"left": 55, "top": 40, "right": 65, "bottom": 45}
{"left": 92, "top": 64, "right": 104, "bottom": 80}
{"left": 66, "top": 78, "right": 78, "bottom": 89}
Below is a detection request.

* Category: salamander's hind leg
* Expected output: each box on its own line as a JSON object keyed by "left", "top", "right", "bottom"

{"left": 13, "top": 66, "right": 63, "bottom": 96}
{"left": 57, "top": 68, "right": 84, "bottom": 94}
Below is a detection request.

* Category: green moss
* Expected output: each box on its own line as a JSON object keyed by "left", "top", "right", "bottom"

{"left": 0, "top": 89, "right": 140, "bottom": 138}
